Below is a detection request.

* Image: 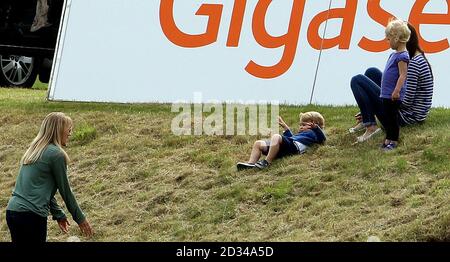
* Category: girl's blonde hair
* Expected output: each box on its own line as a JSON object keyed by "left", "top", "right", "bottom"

{"left": 21, "top": 112, "right": 72, "bottom": 165}
{"left": 385, "top": 19, "right": 411, "bottom": 43}
{"left": 299, "top": 111, "right": 325, "bottom": 129}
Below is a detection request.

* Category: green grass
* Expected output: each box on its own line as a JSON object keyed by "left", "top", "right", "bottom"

{"left": 71, "top": 123, "right": 97, "bottom": 146}
{"left": 32, "top": 79, "right": 49, "bottom": 90}
{"left": 0, "top": 87, "right": 449, "bottom": 242}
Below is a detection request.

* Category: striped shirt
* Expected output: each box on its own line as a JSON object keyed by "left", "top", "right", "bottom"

{"left": 399, "top": 54, "right": 434, "bottom": 125}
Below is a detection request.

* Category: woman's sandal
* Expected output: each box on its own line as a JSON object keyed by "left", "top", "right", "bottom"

{"left": 356, "top": 128, "right": 382, "bottom": 142}
{"left": 349, "top": 122, "right": 365, "bottom": 133}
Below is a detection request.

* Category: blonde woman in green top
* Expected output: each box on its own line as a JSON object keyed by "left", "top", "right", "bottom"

{"left": 6, "top": 112, "right": 93, "bottom": 243}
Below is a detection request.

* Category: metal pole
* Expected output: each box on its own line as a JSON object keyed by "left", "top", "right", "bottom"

{"left": 310, "top": 0, "right": 333, "bottom": 105}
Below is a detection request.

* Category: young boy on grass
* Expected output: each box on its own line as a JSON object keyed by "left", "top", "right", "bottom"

{"left": 237, "top": 111, "right": 326, "bottom": 170}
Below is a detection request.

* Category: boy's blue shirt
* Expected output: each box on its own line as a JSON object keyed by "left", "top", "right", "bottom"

{"left": 282, "top": 127, "right": 326, "bottom": 146}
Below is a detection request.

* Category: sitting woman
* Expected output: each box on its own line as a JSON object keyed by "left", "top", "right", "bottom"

{"left": 349, "top": 23, "right": 434, "bottom": 142}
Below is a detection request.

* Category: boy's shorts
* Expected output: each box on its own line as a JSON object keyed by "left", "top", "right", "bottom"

{"left": 262, "top": 135, "right": 303, "bottom": 159}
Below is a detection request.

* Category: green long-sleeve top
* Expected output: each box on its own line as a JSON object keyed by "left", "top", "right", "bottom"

{"left": 7, "top": 144, "right": 86, "bottom": 224}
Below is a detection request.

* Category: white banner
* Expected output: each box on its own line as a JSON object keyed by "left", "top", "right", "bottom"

{"left": 48, "top": 0, "right": 450, "bottom": 106}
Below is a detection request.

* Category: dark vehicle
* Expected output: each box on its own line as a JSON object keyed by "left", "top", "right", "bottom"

{"left": 0, "top": 0, "right": 63, "bottom": 87}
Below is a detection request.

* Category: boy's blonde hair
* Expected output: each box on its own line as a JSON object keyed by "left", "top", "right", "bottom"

{"left": 299, "top": 111, "right": 325, "bottom": 129}
{"left": 385, "top": 19, "right": 411, "bottom": 43}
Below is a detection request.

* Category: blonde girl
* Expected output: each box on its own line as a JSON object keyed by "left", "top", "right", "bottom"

{"left": 380, "top": 19, "right": 411, "bottom": 150}
{"left": 6, "top": 112, "right": 93, "bottom": 243}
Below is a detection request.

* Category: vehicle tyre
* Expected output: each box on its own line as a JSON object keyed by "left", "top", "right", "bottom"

{"left": 0, "top": 55, "right": 38, "bottom": 88}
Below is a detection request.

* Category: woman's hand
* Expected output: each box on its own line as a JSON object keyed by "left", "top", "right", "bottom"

{"left": 57, "top": 218, "right": 70, "bottom": 234}
{"left": 392, "top": 90, "right": 401, "bottom": 101}
{"left": 278, "top": 116, "right": 289, "bottom": 130}
{"left": 79, "top": 219, "right": 93, "bottom": 238}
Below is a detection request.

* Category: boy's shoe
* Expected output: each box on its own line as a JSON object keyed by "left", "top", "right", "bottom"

{"left": 255, "top": 160, "right": 270, "bottom": 169}
{"left": 237, "top": 162, "right": 256, "bottom": 171}
{"left": 357, "top": 128, "right": 382, "bottom": 143}
{"left": 383, "top": 143, "right": 397, "bottom": 151}
{"left": 349, "top": 122, "right": 365, "bottom": 133}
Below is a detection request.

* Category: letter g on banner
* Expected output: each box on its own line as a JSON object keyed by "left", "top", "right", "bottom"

{"left": 160, "top": 0, "right": 223, "bottom": 48}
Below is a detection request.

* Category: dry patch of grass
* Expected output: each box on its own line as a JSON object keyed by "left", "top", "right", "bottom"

{"left": 0, "top": 88, "right": 449, "bottom": 242}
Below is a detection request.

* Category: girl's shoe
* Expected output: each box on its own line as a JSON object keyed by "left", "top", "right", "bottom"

{"left": 357, "top": 128, "right": 382, "bottom": 142}
{"left": 349, "top": 122, "right": 365, "bottom": 133}
{"left": 383, "top": 143, "right": 397, "bottom": 151}
{"left": 237, "top": 162, "right": 256, "bottom": 171}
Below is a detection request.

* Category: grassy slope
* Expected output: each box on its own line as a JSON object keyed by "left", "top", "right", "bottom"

{"left": 0, "top": 87, "right": 449, "bottom": 242}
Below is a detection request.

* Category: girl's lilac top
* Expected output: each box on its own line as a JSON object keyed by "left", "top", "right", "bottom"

{"left": 381, "top": 51, "right": 410, "bottom": 100}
